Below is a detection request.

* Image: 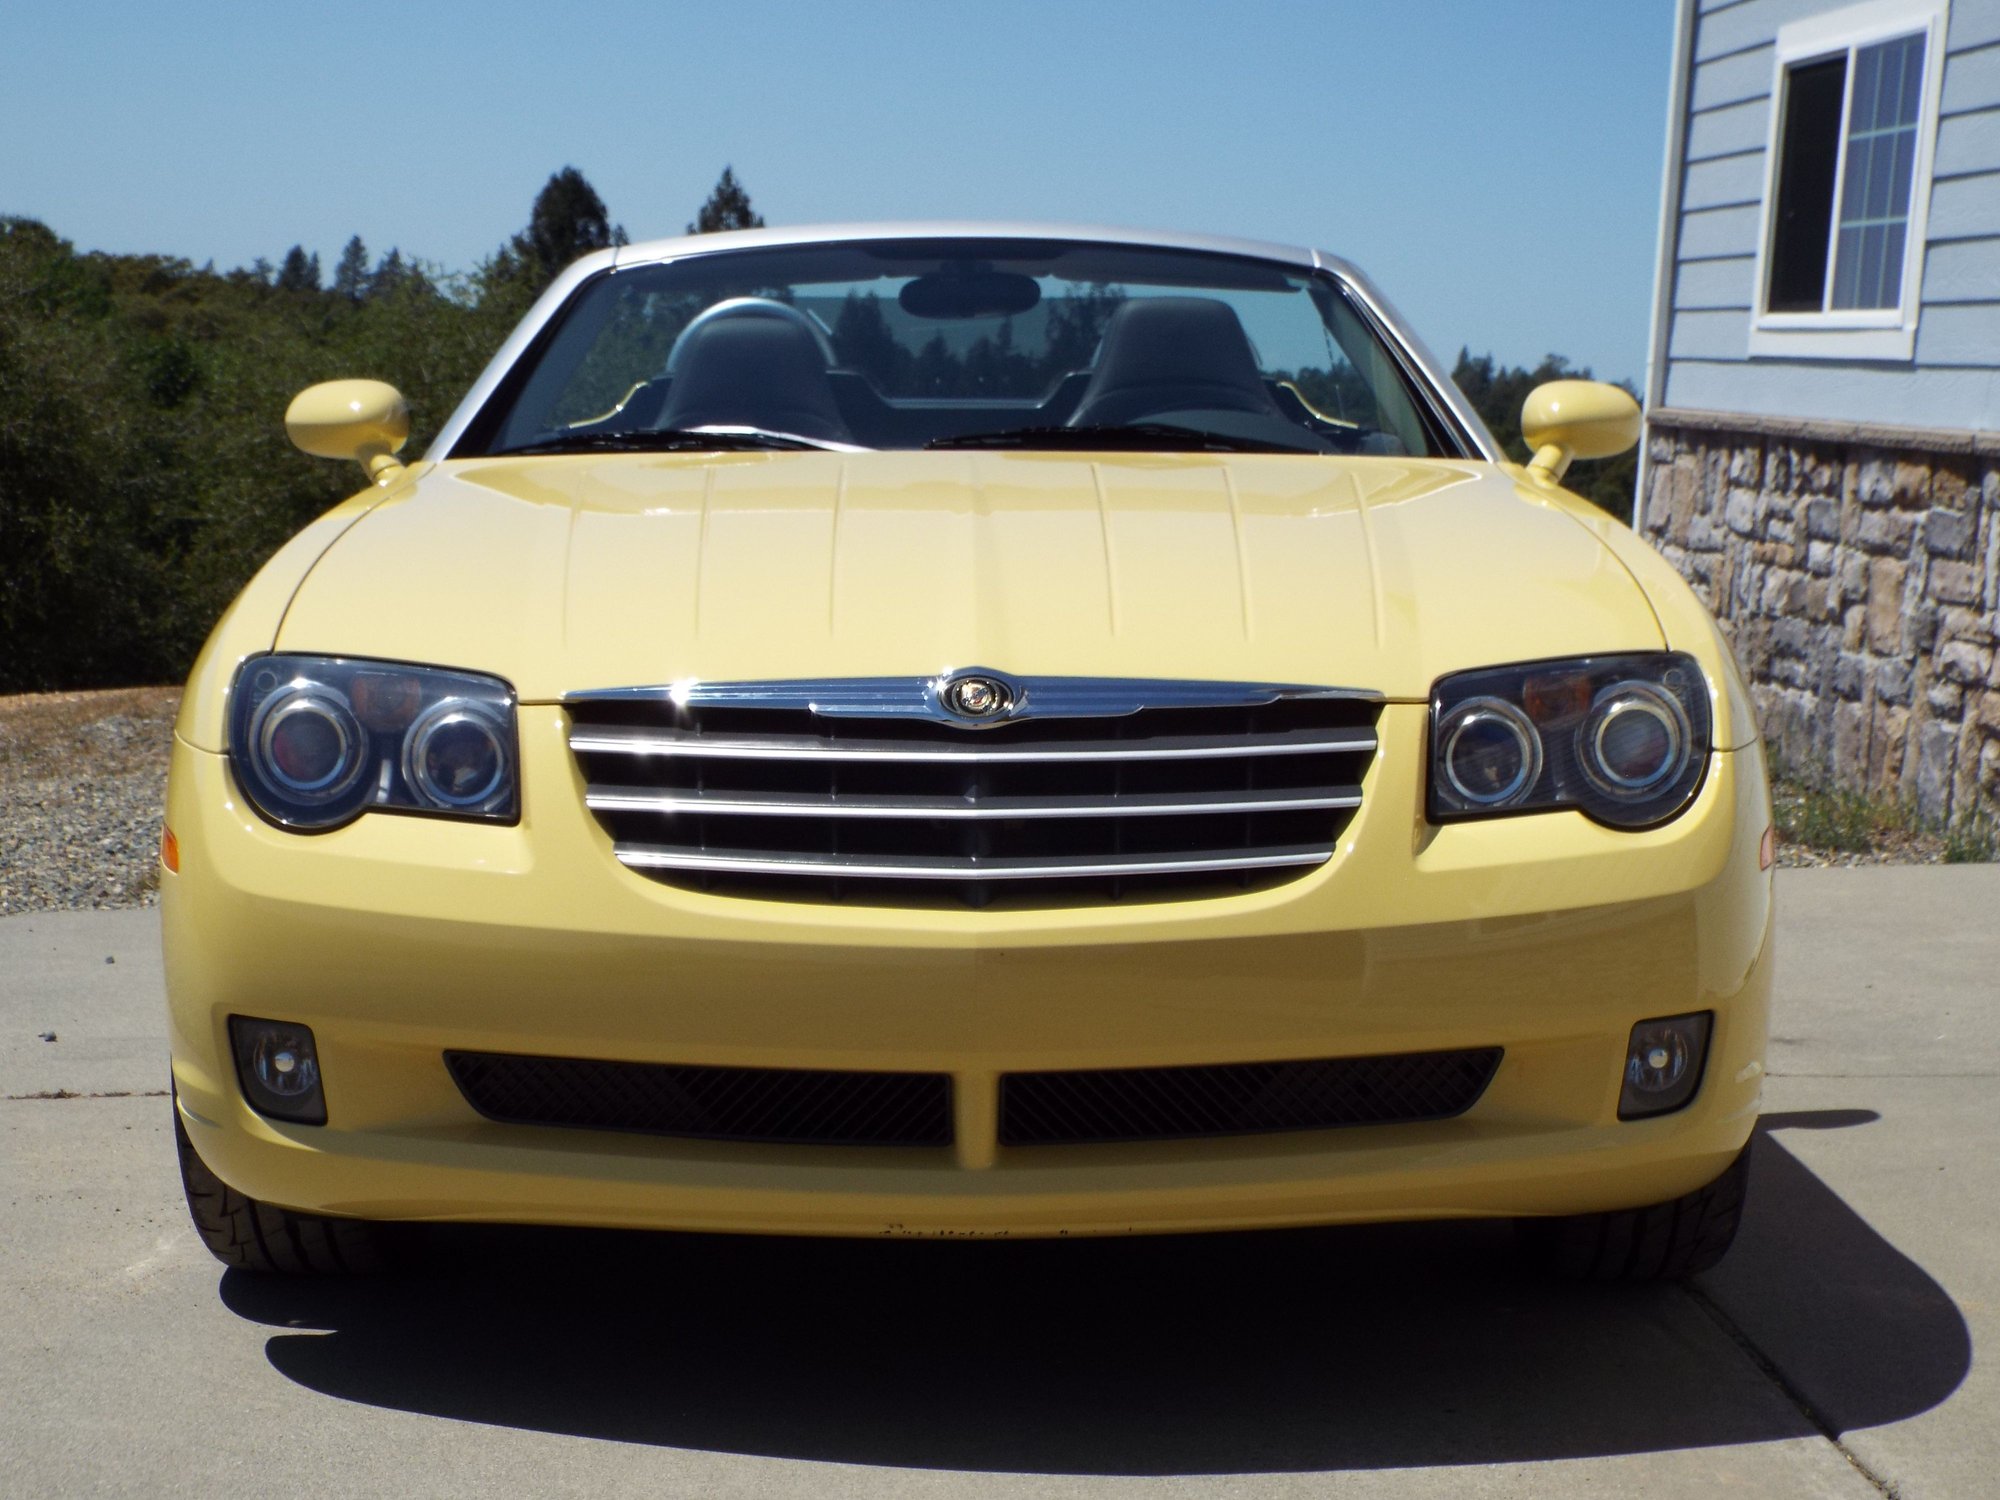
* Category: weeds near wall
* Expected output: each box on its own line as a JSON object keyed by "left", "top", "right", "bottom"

{"left": 1772, "top": 764, "right": 1997, "bottom": 864}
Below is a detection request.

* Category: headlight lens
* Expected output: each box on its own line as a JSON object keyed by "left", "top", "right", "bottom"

{"left": 1428, "top": 653, "right": 1710, "bottom": 828}
{"left": 404, "top": 699, "right": 511, "bottom": 811}
{"left": 229, "top": 655, "right": 519, "bottom": 830}
{"left": 1438, "top": 697, "right": 1542, "bottom": 808}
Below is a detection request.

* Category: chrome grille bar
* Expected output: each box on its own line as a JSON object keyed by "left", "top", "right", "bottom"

{"left": 585, "top": 786, "right": 1363, "bottom": 820}
{"left": 612, "top": 844, "right": 1335, "bottom": 880}
{"left": 569, "top": 724, "right": 1376, "bottom": 763}
{"left": 566, "top": 671, "right": 1380, "bottom": 904}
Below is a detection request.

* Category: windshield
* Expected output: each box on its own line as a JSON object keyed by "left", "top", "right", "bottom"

{"left": 454, "top": 238, "right": 1455, "bottom": 459}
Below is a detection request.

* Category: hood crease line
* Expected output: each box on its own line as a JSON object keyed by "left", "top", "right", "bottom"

{"left": 827, "top": 458, "right": 849, "bottom": 633}
{"left": 1353, "top": 476, "right": 1385, "bottom": 651}
{"left": 692, "top": 463, "right": 716, "bottom": 639}
{"left": 1220, "top": 466, "right": 1253, "bottom": 639}
{"left": 1088, "top": 461, "right": 1119, "bottom": 636}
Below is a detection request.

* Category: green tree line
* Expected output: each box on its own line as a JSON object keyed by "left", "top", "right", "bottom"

{"left": 0, "top": 167, "right": 754, "bottom": 692}
{"left": 0, "top": 166, "right": 1629, "bottom": 693}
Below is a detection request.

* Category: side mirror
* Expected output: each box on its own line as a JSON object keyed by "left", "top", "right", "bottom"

{"left": 285, "top": 380, "right": 410, "bottom": 483}
{"left": 1520, "top": 380, "right": 1640, "bottom": 484}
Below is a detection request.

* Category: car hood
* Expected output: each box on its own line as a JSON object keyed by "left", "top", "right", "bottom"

{"left": 276, "top": 451, "right": 1662, "bottom": 702}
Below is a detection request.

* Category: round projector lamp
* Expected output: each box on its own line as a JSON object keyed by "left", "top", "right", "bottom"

{"left": 1440, "top": 697, "right": 1543, "bottom": 808}
{"left": 1619, "top": 1013, "right": 1713, "bottom": 1120}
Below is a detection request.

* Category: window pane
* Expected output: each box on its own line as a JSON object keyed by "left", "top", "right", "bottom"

{"left": 1869, "top": 134, "right": 1897, "bottom": 221}
{"left": 1852, "top": 43, "right": 1883, "bottom": 130}
{"left": 1768, "top": 56, "right": 1847, "bottom": 312}
{"left": 1878, "top": 222, "right": 1908, "bottom": 309}
{"left": 1832, "top": 225, "right": 1864, "bottom": 309}
{"left": 1902, "top": 35, "right": 1927, "bottom": 123}
{"left": 1831, "top": 32, "right": 1925, "bottom": 310}
{"left": 1889, "top": 124, "right": 1916, "bottom": 216}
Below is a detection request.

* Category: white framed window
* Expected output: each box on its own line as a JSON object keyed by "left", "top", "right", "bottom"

{"left": 1748, "top": 0, "right": 1949, "bottom": 360}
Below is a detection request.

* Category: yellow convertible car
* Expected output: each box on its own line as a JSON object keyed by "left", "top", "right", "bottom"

{"left": 162, "top": 224, "right": 1772, "bottom": 1280}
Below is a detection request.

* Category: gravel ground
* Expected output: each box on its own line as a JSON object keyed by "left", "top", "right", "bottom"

{"left": 0, "top": 687, "right": 179, "bottom": 918}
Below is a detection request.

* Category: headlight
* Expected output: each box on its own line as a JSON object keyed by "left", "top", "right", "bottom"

{"left": 229, "top": 655, "right": 519, "bottom": 830}
{"left": 1428, "top": 653, "right": 1710, "bottom": 829}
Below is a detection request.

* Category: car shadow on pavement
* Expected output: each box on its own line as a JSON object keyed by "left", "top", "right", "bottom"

{"left": 221, "top": 1109, "right": 1969, "bottom": 1474}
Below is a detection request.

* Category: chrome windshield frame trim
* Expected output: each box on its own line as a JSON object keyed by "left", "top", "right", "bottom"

{"left": 564, "top": 672, "right": 1382, "bottom": 728}
{"left": 610, "top": 844, "right": 1334, "bottom": 881}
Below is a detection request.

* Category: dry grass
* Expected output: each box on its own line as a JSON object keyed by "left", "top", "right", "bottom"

{"left": 1771, "top": 771, "right": 1996, "bottom": 867}
{"left": 0, "top": 685, "right": 182, "bottom": 775}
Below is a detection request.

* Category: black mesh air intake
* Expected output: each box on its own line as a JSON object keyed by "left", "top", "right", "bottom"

{"left": 446, "top": 1051, "right": 954, "bottom": 1147}
{"left": 998, "top": 1048, "right": 1501, "bottom": 1145}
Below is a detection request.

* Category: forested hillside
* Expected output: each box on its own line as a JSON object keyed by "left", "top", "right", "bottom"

{"left": 0, "top": 168, "right": 1629, "bottom": 692}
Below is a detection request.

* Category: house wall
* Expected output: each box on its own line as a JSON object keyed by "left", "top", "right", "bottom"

{"left": 1638, "top": 0, "right": 2000, "bottom": 828}
{"left": 1642, "top": 412, "right": 2000, "bottom": 826}
{"left": 1659, "top": 0, "right": 2000, "bottom": 430}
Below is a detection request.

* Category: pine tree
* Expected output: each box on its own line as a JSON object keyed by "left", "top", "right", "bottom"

{"left": 511, "top": 167, "right": 622, "bottom": 291}
{"left": 369, "top": 247, "right": 408, "bottom": 299}
{"left": 688, "top": 167, "right": 765, "bottom": 235}
{"left": 275, "top": 245, "right": 320, "bottom": 293}
{"left": 332, "top": 236, "right": 369, "bottom": 300}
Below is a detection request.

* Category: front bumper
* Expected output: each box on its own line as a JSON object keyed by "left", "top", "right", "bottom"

{"left": 163, "top": 703, "right": 1773, "bottom": 1237}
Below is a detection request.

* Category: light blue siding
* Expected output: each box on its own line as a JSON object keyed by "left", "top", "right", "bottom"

{"left": 1683, "top": 150, "right": 1768, "bottom": 209}
{"left": 1921, "top": 235, "right": 2000, "bottom": 299}
{"left": 1689, "top": 97, "right": 1772, "bottom": 159}
{"left": 1935, "top": 106, "right": 2000, "bottom": 176}
{"left": 1676, "top": 256, "right": 1759, "bottom": 309}
{"left": 1664, "top": 359, "right": 2000, "bottom": 425}
{"left": 1657, "top": 0, "right": 2000, "bottom": 433}
{"left": 1929, "top": 169, "right": 2000, "bottom": 237}
{"left": 1671, "top": 309, "right": 1755, "bottom": 360}
{"left": 1697, "top": 0, "right": 1846, "bottom": 61}
{"left": 1951, "top": 5, "right": 2000, "bottom": 50}
{"left": 1691, "top": 45, "right": 1775, "bottom": 111}
{"left": 1680, "top": 203, "right": 1766, "bottom": 259}
{"left": 1914, "top": 300, "right": 2000, "bottom": 361}
{"left": 1940, "top": 41, "right": 2000, "bottom": 113}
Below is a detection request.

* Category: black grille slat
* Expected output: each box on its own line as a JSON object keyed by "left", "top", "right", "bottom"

{"left": 567, "top": 679, "right": 1379, "bottom": 907}
{"left": 998, "top": 1048, "right": 1502, "bottom": 1145}
{"left": 446, "top": 1051, "right": 953, "bottom": 1147}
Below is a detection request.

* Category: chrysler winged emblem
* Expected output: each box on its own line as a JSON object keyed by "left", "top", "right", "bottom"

{"left": 940, "top": 672, "right": 1013, "bottom": 721}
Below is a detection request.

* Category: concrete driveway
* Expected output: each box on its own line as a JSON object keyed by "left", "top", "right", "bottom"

{"left": 4, "top": 866, "right": 1995, "bottom": 1498}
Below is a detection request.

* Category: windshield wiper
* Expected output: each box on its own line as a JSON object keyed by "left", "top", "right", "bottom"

{"left": 501, "top": 425, "right": 857, "bottom": 456}
{"left": 925, "top": 423, "right": 1311, "bottom": 454}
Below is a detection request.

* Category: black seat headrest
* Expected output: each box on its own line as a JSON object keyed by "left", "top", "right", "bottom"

{"left": 1067, "top": 296, "right": 1282, "bottom": 428}
{"left": 658, "top": 316, "right": 852, "bottom": 444}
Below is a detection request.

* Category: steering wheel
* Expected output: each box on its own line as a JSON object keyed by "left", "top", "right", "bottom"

{"left": 664, "top": 297, "right": 838, "bottom": 375}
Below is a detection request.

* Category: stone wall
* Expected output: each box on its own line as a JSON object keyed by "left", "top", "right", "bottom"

{"left": 1640, "top": 408, "right": 2000, "bottom": 828}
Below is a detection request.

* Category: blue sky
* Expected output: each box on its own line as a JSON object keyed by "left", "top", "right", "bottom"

{"left": 3, "top": 0, "right": 1674, "bottom": 383}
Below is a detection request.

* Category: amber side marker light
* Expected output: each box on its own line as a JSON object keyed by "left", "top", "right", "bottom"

{"left": 160, "top": 826, "right": 180, "bottom": 874}
{"left": 1760, "top": 825, "right": 1775, "bottom": 871}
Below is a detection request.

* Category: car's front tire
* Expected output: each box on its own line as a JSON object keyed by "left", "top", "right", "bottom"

{"left": 173, "top": 1100, "right": 391, "bottom": 1274}
{"left": 1519, "top": 1138, "right": 1753, "bottom": 1282}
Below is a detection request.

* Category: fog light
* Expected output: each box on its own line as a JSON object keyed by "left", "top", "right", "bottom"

{"left": 1619, "top": 1012, "right": 1712, "bottom": 1120}
{"left": 229, "top": 1016, "right": 327, "bottom": 1125}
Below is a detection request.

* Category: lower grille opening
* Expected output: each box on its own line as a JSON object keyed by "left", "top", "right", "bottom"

{"left": 446, "top": 1051, "right": 954, "bottom": 1147}
{"left": 998, "top": 1048, "right": 1502, "bottom": 1145}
